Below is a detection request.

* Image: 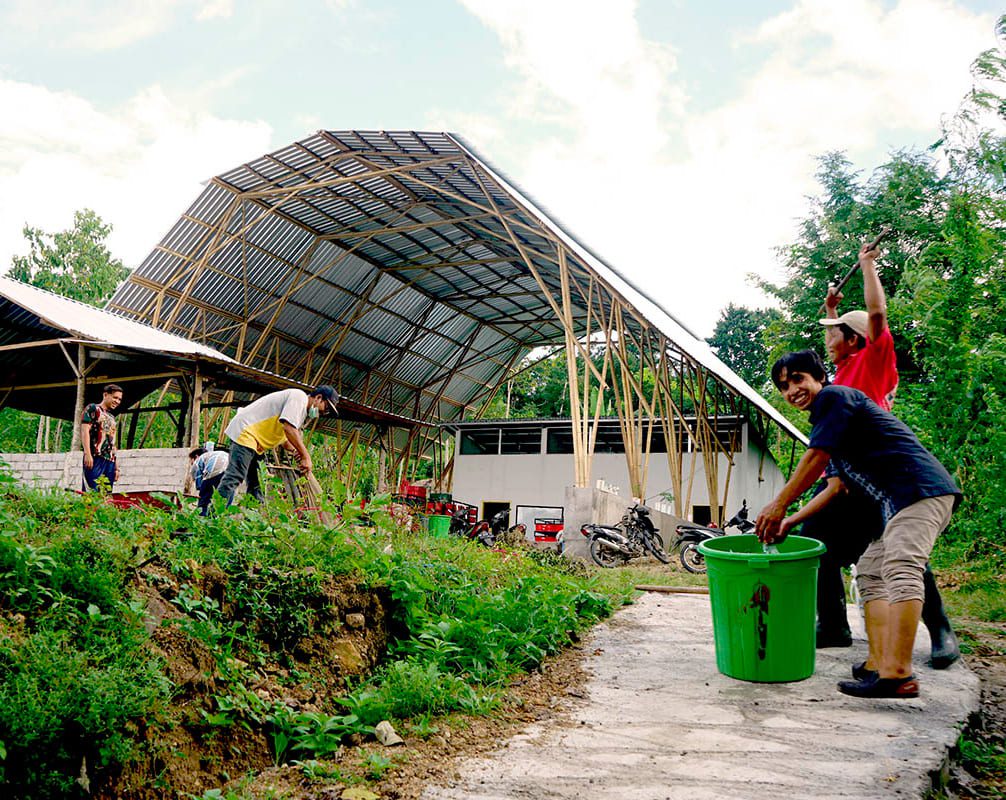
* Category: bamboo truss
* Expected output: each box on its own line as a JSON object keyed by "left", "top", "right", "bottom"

{"left": 104, "top": 130, "right": 798, "bottom": 510}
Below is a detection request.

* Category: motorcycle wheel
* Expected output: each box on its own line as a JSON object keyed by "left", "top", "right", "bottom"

{"left": 679, "top": 542, "right": 707, "bottom": 574}
{"left": 641, "top": 530, "right": 671, "bottom": 564}
{"left": 589, "top": 536, "right": 625, "bottom": 568}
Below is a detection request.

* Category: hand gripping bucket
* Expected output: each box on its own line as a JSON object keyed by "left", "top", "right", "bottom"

{"left": 697, "top": 534, "right": 826, "bottom": 682}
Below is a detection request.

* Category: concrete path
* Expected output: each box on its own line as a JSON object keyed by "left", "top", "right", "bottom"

{"left": 424, "top": 592, "right": 979, "bottom": 800}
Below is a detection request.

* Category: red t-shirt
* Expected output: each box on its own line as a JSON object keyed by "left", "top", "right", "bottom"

{"left": 833, "top": 326, "right": 899, "bottom": 410}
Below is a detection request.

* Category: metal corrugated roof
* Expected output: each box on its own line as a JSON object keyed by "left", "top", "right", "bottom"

{"left": 0, "top": 276, "right": 237, "bottom": 362}
{"left": 108, "top": 129, "right": 806, "bottom": 443}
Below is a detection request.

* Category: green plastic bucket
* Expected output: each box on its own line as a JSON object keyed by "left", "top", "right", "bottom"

{"left": 428, "top": 514, "right": 452, "bottom": 538}
{"left": 698, "top": 534, "right": 825, "bottom": 683}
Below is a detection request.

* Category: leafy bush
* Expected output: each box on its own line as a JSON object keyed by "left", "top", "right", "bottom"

{"left": 0, "top": 620, "right": 168, "bottom": 798}
{"left": 0, "top": 481, "right": 625, "bottom": 794}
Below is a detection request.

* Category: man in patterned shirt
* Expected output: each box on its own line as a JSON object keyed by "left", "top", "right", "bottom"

{"left": 81, "top": 383, "right": 123, "bottom": 492}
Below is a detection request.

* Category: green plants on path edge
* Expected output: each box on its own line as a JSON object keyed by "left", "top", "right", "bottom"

{"left": 0, "top": 474, "right": 651, "bottom": 799}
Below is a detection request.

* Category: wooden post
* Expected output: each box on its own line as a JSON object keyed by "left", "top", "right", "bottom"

{"left": 69, "top": 345, "right": 86, "bottom": 454}
{"left": 126, "top": 407, "right": 140, "bottom": 449}
{"left": 188, "top": 364, "right": 203, "bottom": 447}
{"left": 376, "top": 427, "right": 388, "bottom": 493}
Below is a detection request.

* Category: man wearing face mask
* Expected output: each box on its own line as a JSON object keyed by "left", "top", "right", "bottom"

{"left": 216, "top": 385, "right": 339, "bottom": 505}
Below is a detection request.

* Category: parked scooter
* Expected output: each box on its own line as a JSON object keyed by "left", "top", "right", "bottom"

{"left": 674, "top": 501, "right": 755, "bottom": 573}
{"left": 490, "top": 508, "right": 528, "bottom": 547}
{"left": 450, "top": 506, "right": 490, "bottom": 543}
{"left": 450, "top": 506, "right": 526, "bottom": 548}
{"left": 580, "top": 505, "right": 671, "bottom": 567}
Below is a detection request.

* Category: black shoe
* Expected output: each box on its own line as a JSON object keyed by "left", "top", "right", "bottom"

{"left": 838, "top": 674, "right": 919, "bottom": 699}
{"left": 852, "top": 661, "right": 879, "bottom": 682}
{"left": 816, "top": 626, "right": 853, "bottom": 648}
{"left": 930, "top": 626, "right": 961, "bottom": 670}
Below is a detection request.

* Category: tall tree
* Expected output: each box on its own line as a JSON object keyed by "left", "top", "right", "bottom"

{"left": 749, "top": 16, "right": 1006, "bottom": 548}
{"left": 707, "top": 304, "right": 781, "bottom": 389}
{"left": 10, "top": 209, "right": 129, "bottom": 307}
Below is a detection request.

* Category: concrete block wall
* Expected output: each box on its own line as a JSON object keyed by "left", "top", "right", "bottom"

{"left": 0, "top": 452, "right": 69, "bottom": 488}
{"left": 1, "top": 448, "right": 192, "bottom": 494}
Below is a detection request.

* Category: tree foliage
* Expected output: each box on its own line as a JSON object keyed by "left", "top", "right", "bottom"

{"left": 9, "top": 209, "right": 129, "bottom": 307}
{"left": 706, "top": 304, "right": 781, "bottom": 389}
{"left": 1, "top": 210, "right": 131, "bottom": 454}
{"left": 746, "top": 17, "right": 1006, "bottom": 550}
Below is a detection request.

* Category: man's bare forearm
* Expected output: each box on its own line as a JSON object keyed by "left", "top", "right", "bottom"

{"left": 282, "top": 422, "right": 310, "bottom": 461}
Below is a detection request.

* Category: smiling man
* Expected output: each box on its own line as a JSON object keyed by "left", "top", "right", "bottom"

{"left": 81, "top": 383, "right": 123, "bottom": 493}
{"left": 756, "top": 350, "right": 960, "bottom": 699}
{"left": 800, "top": 241, "right": 959, "bottom": 669}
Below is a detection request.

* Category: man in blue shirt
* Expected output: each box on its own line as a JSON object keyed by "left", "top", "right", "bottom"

{"left": 189, "top": 445, "right": 230, "bottom": 516}
{"left": 756, "top": 350, "right": 960, "bottom": 699}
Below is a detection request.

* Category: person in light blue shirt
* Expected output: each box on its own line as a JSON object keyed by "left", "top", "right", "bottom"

{"left": 189, "top": 444, "right": 230, "bottom": 516}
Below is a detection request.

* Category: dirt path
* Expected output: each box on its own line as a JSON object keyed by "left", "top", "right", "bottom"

{"left": 250, "top": 599, "right": 999, "bottom": 800}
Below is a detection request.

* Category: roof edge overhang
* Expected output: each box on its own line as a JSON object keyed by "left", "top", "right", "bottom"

{"left": 448, "top": 132, "right": 808, "bottom": 447}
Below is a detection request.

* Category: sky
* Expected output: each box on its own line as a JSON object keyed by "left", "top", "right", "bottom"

{"left": 0, "top": 0, "right": 1000, "bottom": 337}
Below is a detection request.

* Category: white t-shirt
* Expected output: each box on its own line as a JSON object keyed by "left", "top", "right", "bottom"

{"left": 225, "top": 389, "right": 308, "bottom": 454}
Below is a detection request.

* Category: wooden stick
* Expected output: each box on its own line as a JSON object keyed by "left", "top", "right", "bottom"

{"left": 818, "top": 229, "right": 892, "bottom": 314}
{"left": 635, "top": 585, "right": 710, "bottom": 595}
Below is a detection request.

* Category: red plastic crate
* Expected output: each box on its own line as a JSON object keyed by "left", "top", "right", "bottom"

{"left": 533, "top": 520, "right": 563, "bottom": 542}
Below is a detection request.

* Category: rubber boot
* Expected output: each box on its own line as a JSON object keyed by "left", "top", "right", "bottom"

{"left": 816, "top": 557, "right": 852, "bottom": 648}
{"left": 921, "top": 563, "right": 959, "bottom": 669}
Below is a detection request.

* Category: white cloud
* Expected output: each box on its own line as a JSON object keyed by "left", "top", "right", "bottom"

{"left": 452, "top": 0, "right": 995, "bottom": 336}
{"left": 2, "top": 0, "right": 238, "bottom": 50}
{"left": 0, "top": 79, "right": 273, "bottom": 271}
{"left": 195, "top": 0, "right": 235, "bottom": 21}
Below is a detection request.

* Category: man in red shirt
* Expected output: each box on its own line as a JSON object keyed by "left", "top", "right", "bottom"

{"left": 798, "top": 242, "right": 959, "bottom": 670}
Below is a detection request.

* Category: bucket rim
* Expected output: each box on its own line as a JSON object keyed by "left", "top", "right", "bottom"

{"left": 697, "top": 533, "right": 825, "bottom": 561}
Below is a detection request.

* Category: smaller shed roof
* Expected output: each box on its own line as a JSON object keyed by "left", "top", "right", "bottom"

{"left": 0, "top": 276, "right": 235, "bottom": 362}
{"left": 0, "top": 277, "right": 421, "bottom": 428}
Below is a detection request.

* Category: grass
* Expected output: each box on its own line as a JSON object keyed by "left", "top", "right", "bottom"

{"left": 0, "top": 471, "right": 637, "bottom": 798}
{"left": 930, "top": 536, "right": 1006, "bottom": 624}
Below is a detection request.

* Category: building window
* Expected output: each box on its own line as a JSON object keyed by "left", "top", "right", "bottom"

{"left": 546, "top": 427, "right": 574, "bottom": 454}
{"left": 459, "top": 428, "right": 500, "bottom": 455}
{"left": 500, "top": 426, "right": 542, "bottom": 454}
{"left": 688, "top": 422, "right": 741, "bottom": 452}
{"left": 547, "top": 423, "right": 672, "bottom": 454}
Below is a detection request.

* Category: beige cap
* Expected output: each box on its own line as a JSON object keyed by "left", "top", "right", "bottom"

{"left": 819, "top": 309, "right": 869, "bottom": 339}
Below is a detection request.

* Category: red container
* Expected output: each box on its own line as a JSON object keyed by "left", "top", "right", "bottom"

{"left": 534, "top": 519, "right": 563, "bottom": 543}
{"left": 399, "top": 481, "right": 428, "bottom": 501}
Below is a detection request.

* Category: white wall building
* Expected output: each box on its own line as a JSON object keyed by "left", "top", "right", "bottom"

{"left": 448, "top": 416, "right": 787, "bottom": 534}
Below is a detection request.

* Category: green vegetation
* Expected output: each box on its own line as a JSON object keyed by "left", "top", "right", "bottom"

{"left": 10, "top": 208, "right": 129, "bottom": 307}
{"left": 0, "top": 470, "right": 634, "bottom": 798}
{"left": 711, "top": 21, "right": 1006, "bottom": 582}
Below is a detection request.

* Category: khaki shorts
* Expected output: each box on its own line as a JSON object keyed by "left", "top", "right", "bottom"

{"left": 855, "top": 495, "right": 954, "bottom": 604}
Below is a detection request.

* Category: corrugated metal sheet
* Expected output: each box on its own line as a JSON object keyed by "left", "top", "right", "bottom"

{"left": 108, "top": 130, "right": 805, "bottom": 442}
{"left": 0, "top": 277, "right": 236, "bottom": 362}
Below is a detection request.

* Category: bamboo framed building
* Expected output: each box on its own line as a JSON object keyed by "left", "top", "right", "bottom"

{"left": 107, "top": 130, "right": 805, "bottom": 522}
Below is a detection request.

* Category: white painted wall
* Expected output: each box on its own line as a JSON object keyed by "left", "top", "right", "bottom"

{"left": 451, "top": 423, "right": 787, "bottom": 523}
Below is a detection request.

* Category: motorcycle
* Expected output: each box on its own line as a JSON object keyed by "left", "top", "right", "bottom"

{"left": 489, "top": 508, "right": 528, "bottom": 548}
{"left": 674, "top": 500, "right": 755, "bottom": 574}
{"left": 580, "top": 504, "right": 671, "bottom": 568}
{"left": 450, "top": 506, "right": 526, "bottom": 548}
{"left": 450, "top": 505, "right": 490, "bottom": 543}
